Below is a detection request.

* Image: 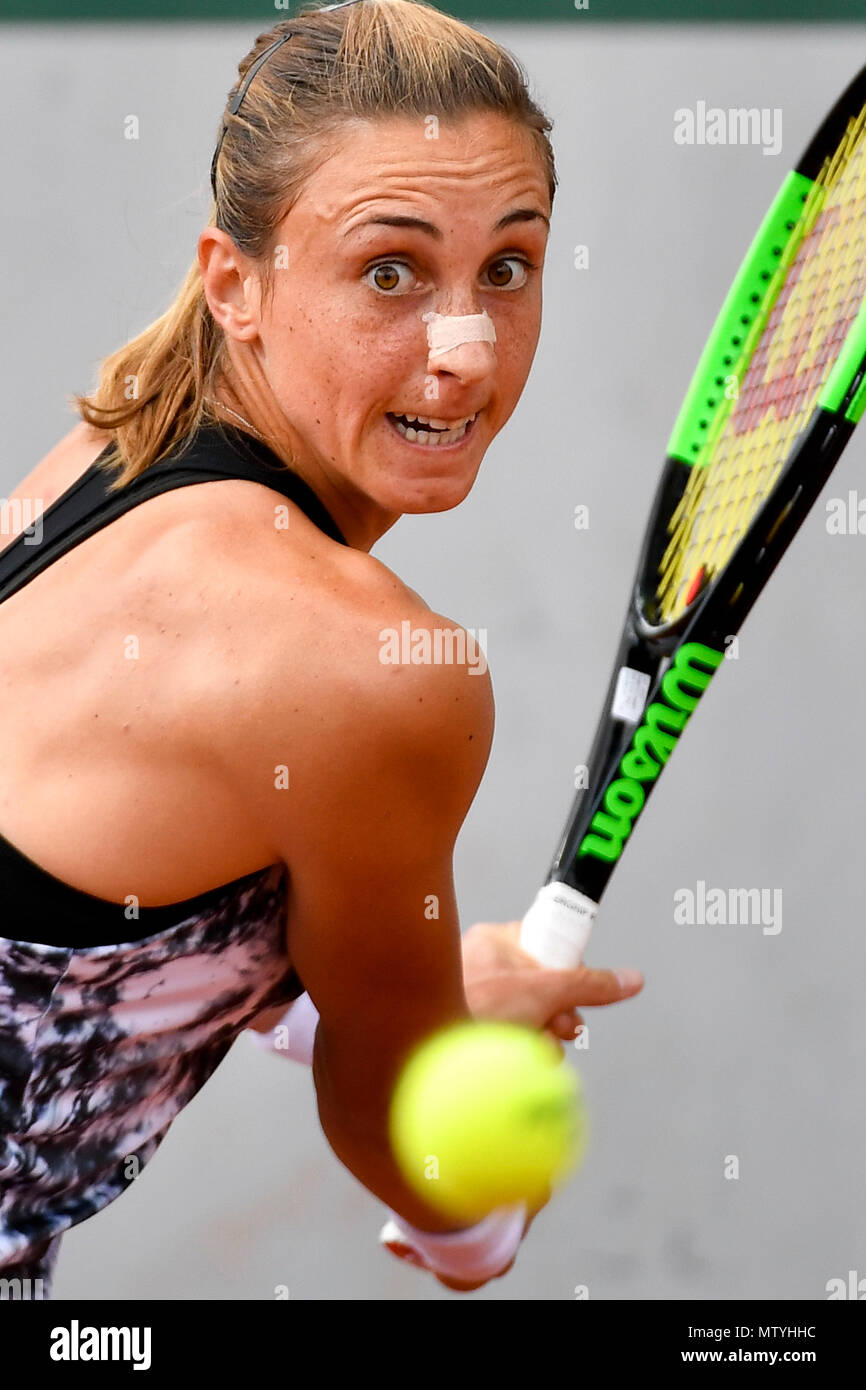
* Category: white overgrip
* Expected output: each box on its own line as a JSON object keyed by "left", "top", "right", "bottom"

{"left": 519, "top": 881, "right": 598, "bottom": 969}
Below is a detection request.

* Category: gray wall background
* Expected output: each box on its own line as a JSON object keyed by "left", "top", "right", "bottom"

{"left": 1, "top": 19, "right": 863, "bottom": 1300}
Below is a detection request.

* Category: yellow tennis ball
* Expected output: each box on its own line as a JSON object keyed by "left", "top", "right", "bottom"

{"left": 389, "top": 1021, "right": 587, "bottom": 1224}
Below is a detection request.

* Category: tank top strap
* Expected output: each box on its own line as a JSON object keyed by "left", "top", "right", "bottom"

{"left": 0, "top": 422, "right": 347, "bottom": 605}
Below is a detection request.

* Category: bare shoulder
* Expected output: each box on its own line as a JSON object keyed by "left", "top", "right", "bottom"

{"left": 9, "top": 421, "right": 112, "bottom": 511}
{"left": 221, "top": 537, "right": 495, "bottom": 858}
{"left": 288, "top": 544, "right": 492, "bottom": 744}
{"left": 225, "top": 526, "right": 492, "bottom": 725}
{"left": 335, "top": 549, "right": 494, "bottom": 758}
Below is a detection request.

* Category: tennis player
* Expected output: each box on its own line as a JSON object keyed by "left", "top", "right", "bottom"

{"left": 0, "top": 0, "right": 642, "bottom": 1298}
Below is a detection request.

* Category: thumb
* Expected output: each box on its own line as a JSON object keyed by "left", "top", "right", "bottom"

{"left": 535, "top": 965, "right": 644, "bottom": 1013}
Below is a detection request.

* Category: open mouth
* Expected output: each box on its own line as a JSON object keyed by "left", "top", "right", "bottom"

{"left": 387, "top": 411, "right": 479, "bottom": 447}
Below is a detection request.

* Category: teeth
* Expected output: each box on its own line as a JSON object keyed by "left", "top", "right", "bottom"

{"left": 395, "top": 413, "right": 476, "bottom": 429}
{"left": 392, "top": 412, "right": 477, "bottom": 446}
{"left": 415, "top": 415, "right": 471, "bottom": 430}
{"left": 389, "top": 411, "right": 478, "bottom": 447}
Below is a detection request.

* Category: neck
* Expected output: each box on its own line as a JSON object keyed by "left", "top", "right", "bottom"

{"left": 208, "top": 383, "right": 400, "bottom": 553}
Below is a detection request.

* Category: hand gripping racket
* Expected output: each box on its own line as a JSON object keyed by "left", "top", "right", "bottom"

{"left": 521, "top": 63, "right": 866, "bottom": 970}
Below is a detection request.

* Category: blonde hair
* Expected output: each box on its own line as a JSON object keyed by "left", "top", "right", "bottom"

{"left": 74, "top": 0, "right": 557, "bottom": 489}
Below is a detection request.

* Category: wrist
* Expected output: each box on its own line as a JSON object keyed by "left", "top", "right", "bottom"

{"left": 380, "top": 1202, "right": 527, "bottom": 1282}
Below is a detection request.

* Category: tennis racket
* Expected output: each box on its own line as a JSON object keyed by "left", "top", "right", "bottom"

{"left": 521, "top": 61, "right": 866, "bottom": 970}
{"left": 379, "top": 61, "right": 866, "bottom": 1277}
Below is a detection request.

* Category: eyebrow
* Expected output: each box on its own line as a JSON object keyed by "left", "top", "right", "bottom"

{"left": 344, "top": 208, "right": 550, "bottom": 239}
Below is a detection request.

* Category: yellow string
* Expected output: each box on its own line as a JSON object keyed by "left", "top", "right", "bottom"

{"left": 657, "top": 103, "right": 866, "bottom": 623}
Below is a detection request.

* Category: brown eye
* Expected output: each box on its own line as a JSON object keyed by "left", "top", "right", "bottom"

{"left": 365, "top": 262, "right": 414, "bottom": 294}
{"left": 487, "top": 258, "right": 530, "bottom": 290}
{"left": 373, "top": 264, "right": 400, "bottom": 291}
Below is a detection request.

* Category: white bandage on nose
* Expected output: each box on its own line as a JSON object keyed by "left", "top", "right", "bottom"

{"left": 422, "top": 310, "right": 497, "bottom": 359}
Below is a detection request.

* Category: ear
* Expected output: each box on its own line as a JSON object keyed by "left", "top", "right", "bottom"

{"left": 198, "top": 226, "right": 262, "bottom": 343}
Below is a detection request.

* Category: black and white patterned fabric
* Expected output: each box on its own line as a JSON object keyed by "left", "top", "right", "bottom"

{"left": 0, "top": 425, "right": 345, "bottom": 1296}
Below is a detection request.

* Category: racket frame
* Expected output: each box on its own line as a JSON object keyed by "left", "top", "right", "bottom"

{"left": 541, "top": 62, "right": 866, "bottom": 912}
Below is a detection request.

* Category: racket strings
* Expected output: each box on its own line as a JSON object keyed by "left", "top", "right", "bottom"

{"left": 657, "top": 101, "right": 866, "bottom": 623}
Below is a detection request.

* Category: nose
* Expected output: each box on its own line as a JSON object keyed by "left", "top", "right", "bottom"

{"left": 427, "top": 337, "right": 497, "bottom": 382}
{"left": 423, "top": 308, "right": 497, "bottom": 385}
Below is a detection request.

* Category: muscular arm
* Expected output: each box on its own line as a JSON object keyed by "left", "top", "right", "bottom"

{"left": 243, "top": 603, "right": 494, "bottom": 1233}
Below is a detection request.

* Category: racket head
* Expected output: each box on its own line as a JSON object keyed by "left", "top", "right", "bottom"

{"left": 545, "top": 63, "right": 866, "bottom": 918}
{"left": 635, "top": 63, "right": 866, "bottom": 637}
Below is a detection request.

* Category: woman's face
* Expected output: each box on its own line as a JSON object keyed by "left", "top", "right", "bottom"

{"left": 204, "top": 111, "right": 551, "bottom": 547}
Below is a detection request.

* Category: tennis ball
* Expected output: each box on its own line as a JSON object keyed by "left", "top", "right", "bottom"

{"left": 389, "top": 1020, "right": 587, "bottom": 1223}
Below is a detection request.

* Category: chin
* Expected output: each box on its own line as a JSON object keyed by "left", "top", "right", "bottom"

{"left": 387, "top": 473, "right": 479, "bottom": 515}
{"left": 373, "top": 412, "right": 488, "bottom": 513}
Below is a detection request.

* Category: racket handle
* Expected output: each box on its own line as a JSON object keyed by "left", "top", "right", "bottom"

{"left": 519, "top": 881, "right": 598, "bottom": 969}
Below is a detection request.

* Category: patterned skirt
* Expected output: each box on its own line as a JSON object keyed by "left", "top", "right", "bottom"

{"left": 0, "top": 863, "right": 301, "bottom": 1298}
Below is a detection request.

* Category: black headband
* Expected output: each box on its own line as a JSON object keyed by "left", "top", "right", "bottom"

{"left": 209, "top": 1, "right": 369, "bottom": 198}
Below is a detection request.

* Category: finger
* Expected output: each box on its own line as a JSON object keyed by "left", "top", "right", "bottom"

{"left": 436, "top": 1256, "right": 518, "bottom": 1290}
{"left": 435, "top": 1273, "right": 488, "bottom": 1292}
{"left": 540, "top": 966, "right": 645, "bottom": 1011}
{"left": 382, "top": 1238, "right": 427, "bottom": 1269}
{"left": 548, "top": 1009, "right": 583, "bottom": 1040}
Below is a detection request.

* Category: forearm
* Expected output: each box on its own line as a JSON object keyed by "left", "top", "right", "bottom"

{"left": 312, "top": 1028, "right": 468, "bottom": 1235}
{"left": 248, "top": 992, "right": 470, "bottom": 1227}
{"left": 255, "top": 994, "right": 528, "bottom": 1281}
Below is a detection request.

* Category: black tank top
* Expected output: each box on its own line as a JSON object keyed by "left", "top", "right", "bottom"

{"left": 0, "top": 421, "right": 347, "bottom": 949}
